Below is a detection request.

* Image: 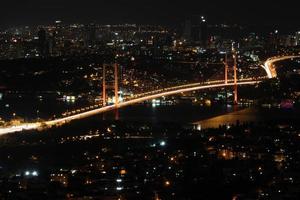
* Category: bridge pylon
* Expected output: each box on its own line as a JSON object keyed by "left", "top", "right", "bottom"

{"left": 102, "top": 64, "right": 107, "bottom": 106}
{"left": 102, "top": 63, "right": 120, "bottom": 108}
{"left": 233, "top": 51, "right": 238, "bottom": 105}
{"left": 224, "top": 54, "right": 229, "bottom": 84}
{"left": 114, "top": 63, "right": 119, "bottom": 107}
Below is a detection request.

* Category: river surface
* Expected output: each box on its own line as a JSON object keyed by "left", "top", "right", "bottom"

{"left": 1, "top": 96, "right": 300, "bottom": 128}
{"left": 96, "top": 104, "right": 300, "bottom": 128}
{"left": 195, "top": 107, "right": 300, "bottom": 128}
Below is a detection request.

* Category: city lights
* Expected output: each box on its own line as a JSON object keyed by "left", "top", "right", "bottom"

{"left": 0, "top": 1, "right": 300, "bottom": 199}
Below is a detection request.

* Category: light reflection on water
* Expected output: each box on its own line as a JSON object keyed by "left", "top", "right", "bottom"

{"left": 195, "top": 107, "right": 300, "bottom": 129}
{"left": 100, "top": 104, "right": 245, "bottom": 123}
{"left": 1, "top": 94, "right": 299, "bottom": 128}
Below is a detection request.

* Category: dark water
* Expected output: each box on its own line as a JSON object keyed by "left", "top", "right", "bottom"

{"left": 196, "top": 107, "right": 300, "bottom": 128}
{"left": 101, "top": 104, "right": 241, "bottom": 123}
{"left": 1, "top": 94, "right": 300, "bottom": 128}
{"left": 102, "top": 105, "right": 300, "bottom": 128}
{"left": 0, "top": 96, "right": 91, "bottom": 121}
{"left": 0, "top": 92, "right": 243, "bottom": 123}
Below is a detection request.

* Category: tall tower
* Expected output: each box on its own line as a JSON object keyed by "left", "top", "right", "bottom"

{"left": 102, "top": 63, "right": 120, "bottom": 120}
{"left": 233, "top": 51, "right": 238, "bottom": 104}
{"left": 296, "top": 31, "right": 300, "bottom": 46}
{"left": 183, "top": 19, "right": 192, "bottom": 41}
{"left": 102, "top": 64, "right": 106, "bottom": 106}
{"left": 191, "top": 15, "right": 208, "bottom": 47}
{"left": 114, "top": 63, "right": 119, "bottom": 107}
{"left": 101, "top": 63, "right": 119, "bottom": 107}
{"left": 224, "top": 54, "right": 228, "bottom": 84}
{"left": 37, "top": 28, "right": 49, "bottom": 57}
{"left": 114, "top": 63, "right": 119, "bottom": 120}
{"left": 85, "top": 23, "right": 96, "bottom": 47}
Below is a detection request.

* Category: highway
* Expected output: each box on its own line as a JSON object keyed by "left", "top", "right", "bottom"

{"left": 1, "top": 54, "right": 299, "bottom": 136}
{"left": 262, "top": 55, "right": 300, "bottom": 78}
{"left": 0, "top": 80, "right": 259, "bottom": 136}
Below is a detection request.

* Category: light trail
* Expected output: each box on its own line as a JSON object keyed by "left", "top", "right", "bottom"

{"left": 262, "top": 55, "right": 300, "bottom": 78}
{"left": 1, "top": 55, "right": 299, "bottom": 136}
{"left": 0, "top": 80, "right": 259, "bottom": 136}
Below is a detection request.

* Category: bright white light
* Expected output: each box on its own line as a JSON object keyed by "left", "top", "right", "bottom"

{"left": 116, "top": 187, "right": 123, "bottom": 191}
{"left": 160, "top": 141, "right": 166, "bottom": 146}
{"left": 25, "top": 171, "right": 30, "bottom": 176}
{"left": 116, "top": 179, "right": 122, "bottom": 183}
{"left": 32, "top": 171, "right": 38, "bottom": 176}
{"left": 150, "top": 143, "right": 156, "bottom": 147}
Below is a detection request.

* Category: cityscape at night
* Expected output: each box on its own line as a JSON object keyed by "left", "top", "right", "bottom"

{"left": 1, "top": 1, "right": 300, "bottom": 199}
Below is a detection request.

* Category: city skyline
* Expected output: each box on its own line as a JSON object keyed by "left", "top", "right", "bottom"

{"left": 1, "top": 2, "right": 300, "bottom": 199}
{"left": 1, "top": 0, "right": 300, "bottom": 29}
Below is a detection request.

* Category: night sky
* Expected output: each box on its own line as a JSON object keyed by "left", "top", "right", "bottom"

{"left": 1, "top": 0, "right": 299, "bottom": 28}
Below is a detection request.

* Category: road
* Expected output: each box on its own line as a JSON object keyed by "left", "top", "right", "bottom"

{"left": 0, "top": 80, "right": 259, "bottom": 136}
{"left": 262, "top": 55, "right": 300, "bottom": 78}
{"left": 1, "top": 54, "right": 299, "bottom": 136}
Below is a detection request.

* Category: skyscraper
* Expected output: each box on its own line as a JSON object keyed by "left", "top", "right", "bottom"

{"left": 183, "top": 20, "right": 192, "bottom": 41}
{"left": 295, "top": 31, "right": 300, "bottom": 46}
{"left": 183, "top": 15, "right": 208, "bottom": 48}
{"left": 37, "top": 28, "right": 49, "bottom": 57}
{"left": 85, "top": 23, "right": 97, "bottom": 47}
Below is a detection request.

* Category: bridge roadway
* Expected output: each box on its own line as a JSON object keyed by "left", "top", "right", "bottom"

{"left": 1, "top": 55, "right": 299, "bottom": 136}
{"left": 262, "top": 55, "right": 300, "bottom": 78}
{"left": 0, "top": 79, "right": 259, "bottom": 135}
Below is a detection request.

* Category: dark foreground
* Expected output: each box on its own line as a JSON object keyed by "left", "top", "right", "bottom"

{"left": 0, "top": 118, "right": 300, "bottom": 199}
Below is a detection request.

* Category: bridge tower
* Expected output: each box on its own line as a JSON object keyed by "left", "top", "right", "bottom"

{"left": 102, "top": 63, "right": 120, "bottom": 120}
{"left": 102, "top": 64, "right": 107, "bottom": 106}
{"left": 233, "top": 51, "right": 238, "bottom": 105}
{"left": 102, "top": 63, "right": 119, "bottom": 107}
{"left": 114, "top": 63, "right": 120, "bottom": 120}
{"left": 114, "top": 63, "right": 119, "bottom": 107}
{"left": 224, "top": 54, "right": 229, "bottom": 84}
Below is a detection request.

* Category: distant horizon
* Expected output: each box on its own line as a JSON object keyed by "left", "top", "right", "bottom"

{"left": 1, "top": 21, "right": 299, "bottom": 36}
{"left": 1, "top": 0, "right": 300, "bottom": 30}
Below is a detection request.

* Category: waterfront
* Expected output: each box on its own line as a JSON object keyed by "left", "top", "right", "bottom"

{"left": 1, "top": 105, "right": 300, "bottom": 200}
{"left": 1, "top": 1, "right": 300, "bottom": 198}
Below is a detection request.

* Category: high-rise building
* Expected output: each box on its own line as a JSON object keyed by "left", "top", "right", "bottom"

{"left": 37, "top": 28, "right": 49, "bottom": 57}
{"left": 183, "top": 15, "right": 208, "bottom": 48}
{"left": 48, "top": 32, "right": 55, "bottom": 56}
{"left": 295, "top": 31, "right": 300, "bottom": 46}
{"left": 85, "top": 23, "right": 97, "bottom": 47}
{"left": 183, "top": 20, "right": 192, "bottom": 41}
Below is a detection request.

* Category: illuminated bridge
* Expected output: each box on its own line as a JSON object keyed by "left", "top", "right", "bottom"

{"left": 0, "top": 55, "right": 299, "bottom": 135}
{"left": 262, "top": 55, "right": 300, "bottom": 78}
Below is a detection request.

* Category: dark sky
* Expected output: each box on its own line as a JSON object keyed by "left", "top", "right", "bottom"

{"left": 1, "top": 0, "right": 299, "bottom": 29}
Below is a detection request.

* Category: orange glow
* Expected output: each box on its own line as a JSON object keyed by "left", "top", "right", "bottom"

{"left": 165, "top": 180, "right": 171, "bottom": 186}
{"left": 120, "top": 169, "right": 127, "bottom": 175}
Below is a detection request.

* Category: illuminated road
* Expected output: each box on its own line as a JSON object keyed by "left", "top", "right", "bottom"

{"left": 2, "top": 54, "right": 299, "bottom": 136}
{"left": 262, "top": 55, "right": 300, "bottom": 78}
{"left": 0, "top": 80, "right": 259, "bottom": 135}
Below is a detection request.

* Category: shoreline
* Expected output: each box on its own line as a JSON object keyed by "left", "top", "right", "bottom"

{"left": 193, "top": 107, "right": 259, "bottom": 129}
